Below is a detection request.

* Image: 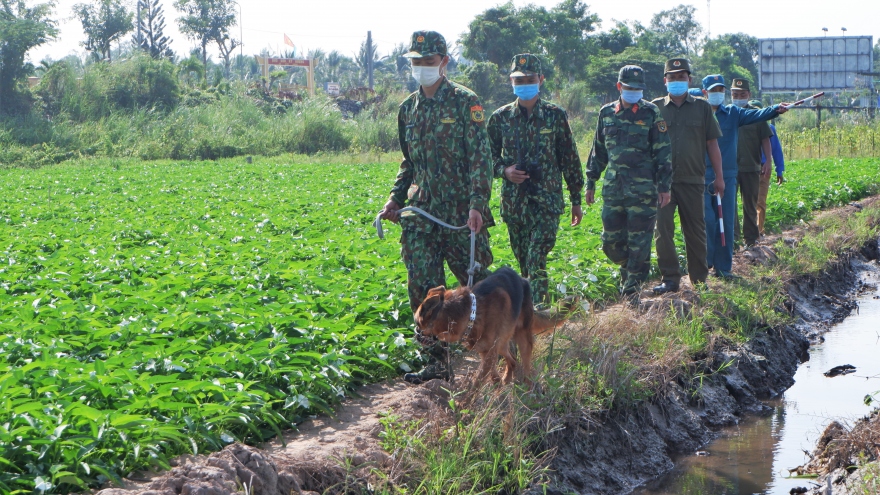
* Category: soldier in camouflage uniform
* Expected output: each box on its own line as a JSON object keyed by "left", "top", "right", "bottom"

{"left": 586, "top": 66, "right": 673, "bottom": 296}
{"left": 487, "top": 54, "right": 584, "bottom": 308}
{"left": 378, "top": 30, "right": 494, "bottom": 384}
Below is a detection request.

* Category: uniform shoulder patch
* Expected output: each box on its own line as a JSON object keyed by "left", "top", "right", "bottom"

{"left": 656, "top": 121, "right": 668, "bottom": 133}
{"left": 470, "top": 105, "right": 485, "bottom": 122}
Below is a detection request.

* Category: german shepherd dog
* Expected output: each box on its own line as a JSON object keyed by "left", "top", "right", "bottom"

{"left": 414, "top": 267, "right": 559, "bottom": 384}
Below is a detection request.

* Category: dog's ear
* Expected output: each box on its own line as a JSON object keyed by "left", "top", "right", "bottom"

{"left": 426, "top": 286, "right": 446, "bottom": 301}
{"left": 416, "top": 288, "right": 446, "bottom": 327}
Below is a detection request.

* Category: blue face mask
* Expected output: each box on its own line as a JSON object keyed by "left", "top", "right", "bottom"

{"left": 621, "top": 89, "right": 643, "bottom": 104}
{"left": 707, "top": 92, "right": 726, "bottom": 106}
{"left": 666, "top": 81, "right": 689, "bottom": 96}
{"left": 513, "top": 83, "right": 540, "bottom": 100}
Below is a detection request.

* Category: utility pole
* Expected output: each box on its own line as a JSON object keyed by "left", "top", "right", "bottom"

{"left": 367, "top": 30, "right": 374, "bottom": 90}
{"left": 706, "top": 0, "right": 711, "bottom": 38}
{"left": 136, "top": 0, "right": 143, "bottom": 48}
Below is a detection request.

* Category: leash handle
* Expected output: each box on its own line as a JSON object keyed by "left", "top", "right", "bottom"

{"left": 374, "top": 207, "right": 480, "bottom": 287}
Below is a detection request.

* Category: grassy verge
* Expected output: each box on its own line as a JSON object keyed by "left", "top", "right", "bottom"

{"left": 376, "top": 203, "right": 880, "bottom": 494}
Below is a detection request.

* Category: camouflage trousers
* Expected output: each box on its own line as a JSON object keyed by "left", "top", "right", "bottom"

{"left": 505, "top": 208, "right": 559, "bottom": 306}
{"left": 601, "top": 195, "right": 657, "bottom": 293}
{"left": 401, "top": 227, "right": 493, "bottom": 374}
{"left": 400, "top": 227, "right": 493, "bottom": 315}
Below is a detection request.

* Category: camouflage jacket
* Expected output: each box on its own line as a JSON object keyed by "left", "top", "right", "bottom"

{"left": 389, "top": 78, "right": 495, "bottom": 233}
{"left": 586, "top": 99, "right": 673, "bottom": 198}
{"left": 487, "top": 99, "right": 584, "bottom": 219}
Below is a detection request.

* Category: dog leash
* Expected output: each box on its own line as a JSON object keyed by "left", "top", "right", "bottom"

{"left": 375, "top": 206, "right": 483, "bottom": 385}
{"left": 374, "top": 206, "right": 481, "bottom": 287}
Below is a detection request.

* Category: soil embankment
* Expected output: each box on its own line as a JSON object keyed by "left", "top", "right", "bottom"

{"left": 96, "top": 199, "right": 880, "bottom": 495}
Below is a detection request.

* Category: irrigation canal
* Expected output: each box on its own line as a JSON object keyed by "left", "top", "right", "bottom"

{"left": 634, "top": 274, "right": 880, "bottom": 495}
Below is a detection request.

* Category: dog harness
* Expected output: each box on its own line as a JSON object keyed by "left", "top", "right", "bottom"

{"left": 462, "top": 293, "right": 477, "bottom": 341}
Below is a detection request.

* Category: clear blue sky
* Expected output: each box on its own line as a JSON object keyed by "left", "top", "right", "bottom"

{"left": 28, "top": 0, "right": 880, "bottom": 64}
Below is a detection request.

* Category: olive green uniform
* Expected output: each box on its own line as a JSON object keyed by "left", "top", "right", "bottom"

{"left": 736, "top": 105, "right": 772, "bottom": 246}
{"left": 651, "top": 93, "right": 722, "bottom": 285}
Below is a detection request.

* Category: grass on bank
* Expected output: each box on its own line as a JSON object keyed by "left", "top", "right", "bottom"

{"left": 374, "top": 203, "right": 880, "bottom": 495}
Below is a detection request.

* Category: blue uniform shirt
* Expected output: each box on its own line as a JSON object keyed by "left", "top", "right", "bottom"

{"left": 705, "top": 104, "right": 780, "bottom": 181}
{"left": 765, "top": 123, "right": 785, "bottom": 176}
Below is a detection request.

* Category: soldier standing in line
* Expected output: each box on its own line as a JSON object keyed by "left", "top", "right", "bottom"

{"left": 701, "top": 74, "right": 789, "bottom": 278}
{"left": 378, "top": 30, "right": 494, "bottom": 384}
{"left": 731, "top": 79, "right": 772, "bottom": 248}
{"left": 753, "top": 99, "right": 786, "bottom": 237}
{"left": 487, "top": 54, "right": 584, "bottom": 309}
{"left": 586, "top": 65, "right": 672, "bottom": 297}
{"left": 652, "top": 58, "right": 725, "bottom": 295}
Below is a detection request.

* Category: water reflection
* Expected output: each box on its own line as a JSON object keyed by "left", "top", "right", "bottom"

{"left": 636, "top": 284, "right": 880, "bottom": 495}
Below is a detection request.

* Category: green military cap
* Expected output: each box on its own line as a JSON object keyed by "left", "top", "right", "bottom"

{"left": 402, "top": 30, "right": 448, "bottom": 58}
{"left": 618, "top": 65, "right": 646, "bottom": 90}
{"left": 748, "top": 99, "right": 763, "bottom": 108}
{"left": 731, "top": 78, "right": 751, "bottom": 92}
{"left": 664, "top": 57, "right": 691, "bottom": 74}
{"left": 510, "top": 53, "right": 542, "bottom": 76}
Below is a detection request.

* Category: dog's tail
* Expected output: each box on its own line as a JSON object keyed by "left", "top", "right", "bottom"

{"left": 531, "top": 310, "right": 564, "bottom": 336}
{"left": 521, "top": 281, "right": 568, "bottom": 336}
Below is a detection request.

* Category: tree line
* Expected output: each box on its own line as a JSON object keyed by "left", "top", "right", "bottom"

{"left": 2, "top": 0, "right": 879, "bottom": 117}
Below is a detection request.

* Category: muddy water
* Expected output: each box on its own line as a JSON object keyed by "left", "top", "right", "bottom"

{"left": 636, "top": 285, "right": 880, "bottom": 495}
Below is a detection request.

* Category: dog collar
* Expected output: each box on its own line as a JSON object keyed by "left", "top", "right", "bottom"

{"left": 463, "top": 293, "right": 477, "bottom": 340}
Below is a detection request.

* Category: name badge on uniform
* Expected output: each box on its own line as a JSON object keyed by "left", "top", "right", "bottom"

{"left": 539, "top": 128, "right": 552, "bottom": 134}
{"left": 440, "top": 118, "right": 456, "bottom": 124}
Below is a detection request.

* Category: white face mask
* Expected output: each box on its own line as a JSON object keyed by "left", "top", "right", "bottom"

{"left": 411, "top": 65, "right": 442, "bottom": 87}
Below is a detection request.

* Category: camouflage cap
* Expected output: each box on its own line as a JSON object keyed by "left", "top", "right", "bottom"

{"left": 731, "top": 78, "right": 751, "bottom": 92}
{"left": 510, "top": 53, "right": 542, "bottom": 76}
{"left": 664, "top": 58, "right": 691, "bottom": 74}
{"left": 402, "top": 30, "right": 448, "bottom": 58}
{"left": 617, "top": 65, "right": 646, "bottom": 90}
{"left": 702, "top": 74, "right": 726, "bottom": 90}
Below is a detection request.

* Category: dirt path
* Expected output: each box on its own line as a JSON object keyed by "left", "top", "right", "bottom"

{"left": 96, "top": 197, "right": 880, "bottom": 495}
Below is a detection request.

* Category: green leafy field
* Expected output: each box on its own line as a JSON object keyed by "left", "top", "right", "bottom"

{"left": 0, "top": 156, "right": 877, "bottom": 492}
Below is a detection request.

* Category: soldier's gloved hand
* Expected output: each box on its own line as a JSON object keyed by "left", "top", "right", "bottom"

{"left": 379, "top": 200, "right": 402, "bottom": 223}
{"left": 571, "top": 205, "right": 583, "bottom": 226}
{"left": 467, "top": 209, "right": 483, "bottom": 232}
{"left": 713, "top": 177, "right": 726, "bottom": 198}
{"left": 585, "top": 190, "right": 595, "bottom": 206}
{"left": 658, "top": 192, "right": 671, "bottom": 209}
{"left": 504, "top": 165, "right": 530, "bottom": 184}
